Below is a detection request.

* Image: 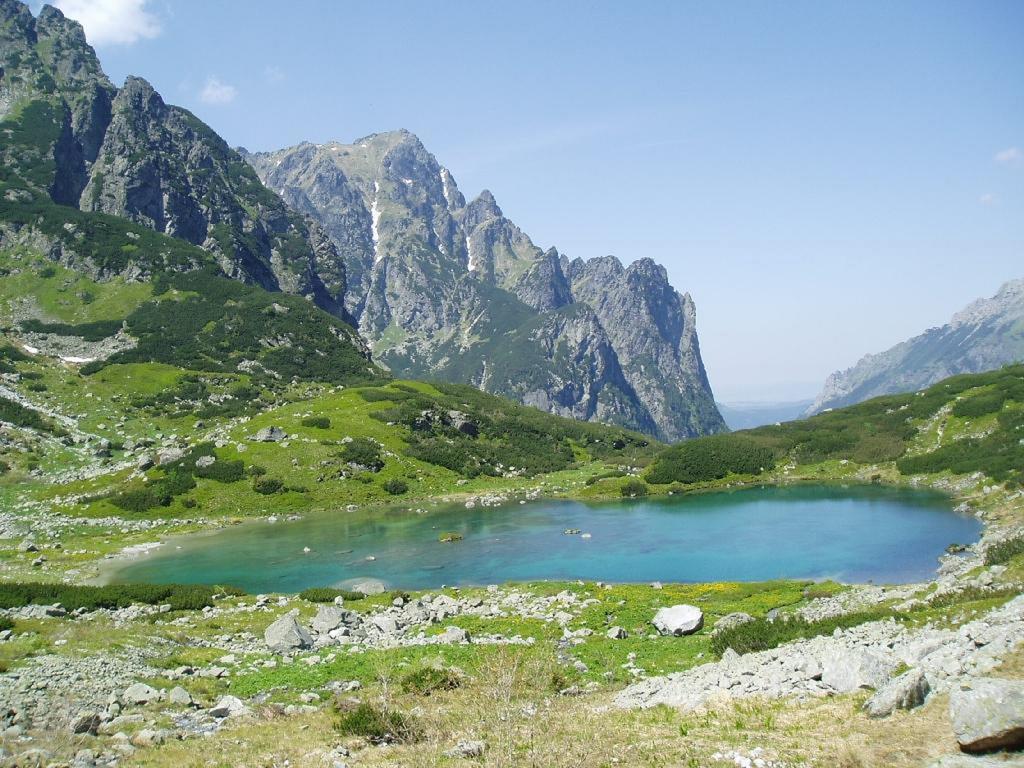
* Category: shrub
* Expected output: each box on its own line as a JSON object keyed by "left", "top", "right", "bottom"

{"left": 400, "top": 666, "right": 462, "bottom": 695}
{"left": 586, "top": 469, "right": 626, "bottom": 486}
{"left": 298, "top": 587, "right": 364, "bottom": 603}
{"left": 620, "top": 479, "right": 648, "bottom": 497}
{"left": 710, "top": 609, "right": 893, "bottom": 656}
{"left": 0, "top": 616, "right": 13, "bottom": 632}
{"left": 383, "top": 478, "right": 408, "bottom": 495}
{"left": 301, "top": 416, "right": 331, "bottom": 429}
{"left": 0, "top": 396, "right": 57, "bottom": 433}
{"left": 340, "top": 438, "right": 384, "bottom": 472}
{"left": 985, "top": 535, "right": 1024, "bottom": 566}
{"left": 647, "top": 434, "right": 775, "bottom": 485}
{"left": 0, "top": 460, "right": 10, "bottom": 475}
{"left": 194, "top": 459, "right": 245, "bottom": 483}
{"left": 334, "top": 702, "right": 419, "bottom": 744}
{"left": 0, "top": 581, "right": 243, "bottom": 612}
{"left": 246, "top": 464, "right": 267, "bottom": 477}
{"left": 253, "top": 477, "right": 284, "bottom": 495}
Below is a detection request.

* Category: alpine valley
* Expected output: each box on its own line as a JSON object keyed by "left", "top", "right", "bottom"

{"left": 0, "top": 3, "right": 1022, "bottom": 768}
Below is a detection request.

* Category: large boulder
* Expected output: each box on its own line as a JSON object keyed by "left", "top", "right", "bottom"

{"left": 122, "top": 682, "right": 159, "bottom": 705}
{"left": 710, "top": 612, "right": 755, "bottom": 637}
{"left": 208, "top": 695, "right": 250, "bottom": 718}
{"left": 864, "top": 668, "right": 930, "bottom": 718}
{"left": 252, "top": 426, "right": 286, "bottom": 442}
{"left": 821, "top": 648, "right": 893, "bottom": 693}
{"left": 264, "top": 611, "right": 312, "bottom": 653}
{"left": 950, "top": 678, "right": 1024, "bottom": 753}
{"left": 652, "top": 605, "right": 704, "bottom": 636}
{"left": 310, "top": 605, "right": 346, "bottom": 634}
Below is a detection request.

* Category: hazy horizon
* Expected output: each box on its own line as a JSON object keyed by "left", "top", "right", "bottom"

{"left": 39, "top": 0, "right": 1024, "bottom": 402}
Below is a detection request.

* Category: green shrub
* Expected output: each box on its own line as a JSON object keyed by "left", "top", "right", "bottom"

{"left": 0, "top": 460, "right": 10, "bottom": 475}
{"left": 586, "top": 469, "right": 626, "bottom": 486}
{"left": 710, "top": 609, "right": 894, "bottom": 656}
{"left": 0, "top": 616, "right": 13, "bottom": 632}
{"left": 400, "top": 666, "right": 462, "bottom": 695}
{"left": 253, "top": 477, "right": 284, "bottom": 495}
{"left": 0, "top": 581, "right": 243, "bottom": 612}
{"left": 0, "top": 396, "right": 58, "bottom": 433}
{"left": 193, "top": 459, "right": 245, "bottom": 483}
{"left": 985, "top": 535, "right": 1024, "bottom": 566}
{"left": 383, "top": 478, "right": 408, "bottom": 495}
{"left": 647, "top": 434, "right": 774, "bottom": 485}
{"left": 340, "top": 438, "right": 384, "bottom": 472}
{"left": 301, "top": 416, "right": 331, "bottom": 429}
{"left": 334, "top": 702, "right": 419, "bottom": 744}
{"left": 620, "top": 479, "right": 648, "bottom": 497}
{"left": 246, "top": 464, "right": 267, "bottom": 477}
{"left": 298, "top": 587, "right": 364, "bottom": 603}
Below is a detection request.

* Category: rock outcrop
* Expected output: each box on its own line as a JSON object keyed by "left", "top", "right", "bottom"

{"left": 245, "top": 133, "right": 726, "bottom": 441}
{"left": 809, "top": 278, "right": 1024, "bottom": 414}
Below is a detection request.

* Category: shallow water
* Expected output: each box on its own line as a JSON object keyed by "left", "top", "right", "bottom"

{"left": 106, "top": 484, "right": 981, "bottom": 592}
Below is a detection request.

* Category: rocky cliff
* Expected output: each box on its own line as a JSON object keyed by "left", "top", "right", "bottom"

{"left": 808, "top": 278, "right": 1024, "bottom": 414}
{"left": 246, "top": 133, "right": 725, "bottom": 441}
{"left": 1, "top": 0, "right": 347, "bottom": 315}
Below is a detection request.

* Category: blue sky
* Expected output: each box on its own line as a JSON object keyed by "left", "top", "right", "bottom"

{"left": 46, "top": 0, "right": 1024, "bottom": 401}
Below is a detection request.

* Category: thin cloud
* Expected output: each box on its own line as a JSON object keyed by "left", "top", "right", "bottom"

{"left": 199, "top": 76, "right": 237, "bottom": 105}
{"left": 264, "top": 66, "right": 285, "bottom": 85}
{"left": 994, "top": 147, "right": 1022, "bottom": 167}
{"left": 979, "top": 192, "right": 998, "bottom": 206}
{"left": 54, "top": 0, "right": 160, "bottom": 46}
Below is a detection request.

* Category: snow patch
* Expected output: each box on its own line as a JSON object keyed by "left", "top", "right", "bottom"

{"left": 466, "top": 235, "right": 477, "bottom": 272}
{"left": 23, "top": 345, "right": 39, "bottom": 355}
{"left": 371, "top": 181, "right": 383, "bottom": 264}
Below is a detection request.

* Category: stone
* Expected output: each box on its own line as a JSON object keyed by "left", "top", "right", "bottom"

{"left": 131, "top": 728, "right": 170, "bottom": 747}
{"left": 864, "top": 668, "right": 930, "bottom": 717}
{"left": 136, "top": 453, "right": 154, "bottom": 471}
{"left": 17, "top": 538, "right": 38, "bottom": 553}
{"left": 710, "top": 612, "right": 755, "bottom": 636}
{"left": 350, "top": 579, "right": 386, "bottom": 595}
{"left": 607, "top": 626, "right": 628, "bottom": 640}
{"left": 311, "top": 605, "right": 346, "bottom": 634}
{"left": 122, "top": 682, "right": 159, "bottom": 705}
{"left": 436, "top": 626, "right": 470, "bottom": 644}
{"left": 265, "top": 611, "right": 313, "bottom": 653}
{"left": 69, "top": 710, "right": 101, "bottom": 735}
{"left": 209, "top": 695, "right": 250, "bottom": 718}
{"left": 195, "top": 455, "right": 216, "bottom": 468}
{"left": 949, "top": 678, "right": 1024, "bottom": 753}
{"left": 444, "top": 740, "right": 486, "bottom": 758}
{"left": 168, "top": 686, "right": 193, "bottom": 706}
{"left": 252, "top": 426, "right": 286, "bottom": 442}
{"left": 652, "top": 605, "right": 704, "bottom": 636}
{"left": 155, "top": 447, "right": 185, "bottom": 466}
{"left": 821, "top": 648, "right": 893, "bottom": 693}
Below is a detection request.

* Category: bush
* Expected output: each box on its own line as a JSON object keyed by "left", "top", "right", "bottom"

{"left": 586, "top": 469, "right": 626, "bottom": 486}
{"left": 710, "top": 609, "right": 893, "bottom": 656}
{"left": 0, "top": 396, "right": 58, "bottom": 433}
{"left": 253, "top": 477, "right": 284, "bottom": 495}
{"left": 194, "top": 459, "right": 245, "bottom": 483}
{"left": 620, "top": 479, "right": 648, "bottom": 497}
{"left": 0, "top": 616, "right": 13, "bottom": 632}
{"left": 383, "top": 478, "right": 408, "bottom": 495}
{"left": 246, "top": 464, "right": 267, "bottom": 477}
{"left": 0, "top": 581, "right": 243, "bottom": 612}
{"left": 0, "top": 460, "right": 10, "bottom": 475}
{"left": 647, "top": 434, "right": 775, "bottom": 485}
{"left": 334, "top": 702, "right": 419, "bottom": 744}
{"left": 340, "top": 438, "right": 384, "bottom": 472}
{"left": 400, "top": 665, "right": 462, "bottom": 695}
{"left": 985, "top": 535, "right": 1024, "bottom": 566}
{"left": 298, "top": 587, "right": 364, "bottom": 603}
{"left": 301, "top": 416, "right": 331, "bottom": 429}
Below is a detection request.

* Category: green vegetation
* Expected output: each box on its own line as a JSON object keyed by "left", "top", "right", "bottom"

{"left": 297, "top": 587, "right": 365, "bottom": 603}
{"left": 340, "top": 437, "right": 385, "bottom": 472}
{"left": 383, "top": 478, "right": 408, "bottom": 495}
{"left": 109, "top": 443, "right": 244, "bottom": 513}
{"left": 0, "top": 582, "right": 242, "bottom": 612}
{"left": 334, "top": 702, "right": 420, "bottom": 744}
{"left": 985, "top": 534, "right": 1024, "bottom": 566}
{"left": 301, "top": 416, "right": 331, "bottom": 429}
{"left": 647, "top": 434, "right": 774, "bottom": 484}
{"left": 709, "top": 610, "right": 895, "bottom": 655}
{"left": 400, "top": 665, "right": 462, "bottom": 695}
{"left": 20, "top": 318, "right": 123, "bottom": 341}
{"left": 0, "top": 616, "right": 12, "bottom": 633}
{"left": 0, "top": 395, "right": 59, "bottom": 434}
{"left": 620, "top": 478, "right": 648, "bottom": 497}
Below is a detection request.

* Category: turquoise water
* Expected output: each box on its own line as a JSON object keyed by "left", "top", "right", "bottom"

{"left": 106, "top": 485, "right": 981, "bottom": 592}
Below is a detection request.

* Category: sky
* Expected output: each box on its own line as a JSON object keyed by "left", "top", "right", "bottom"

{"left": 40, "top": 0, "right": 1024, "bottom": 402}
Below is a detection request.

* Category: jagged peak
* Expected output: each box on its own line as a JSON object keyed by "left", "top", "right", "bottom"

{"left": 1, "top": 0, "right": 37, "bottom": 41}
{"left": 468, "top": 190, "right": 502, "bottom": 217}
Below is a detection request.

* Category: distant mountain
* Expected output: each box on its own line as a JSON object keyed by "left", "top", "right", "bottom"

{"left": 808, "top": 278, "right": 1024, "bottom": 414}
{"left": 244, "top": 135, "right": 726, "bottom": 441}
{"left": 717, "top": 400, "right": 814, "bottom": 430}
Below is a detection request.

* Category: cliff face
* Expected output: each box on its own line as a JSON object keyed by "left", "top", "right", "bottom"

{"left": 809, "top": 279, "right": 1024, "bottom": 414}
{"left": 1, "top": 1, "right": 347, "bottom": 317}
{"left": 247, "top": 134, "right": 726, "bottom": 441}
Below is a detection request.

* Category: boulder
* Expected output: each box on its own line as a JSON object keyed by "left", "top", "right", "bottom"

{"left": 264, "top": 611, "right": 313, "bottom": 653}
{"left": 652, "top": 605, "right": 704, "bottom": 636}
{"left": 311, "top": 605, "right": 346, "bottom": 634}
{"left": 950, "top": 678, "right": 1024, "bottom": 753}
{"left": 710, "top": 612, "right": 755, "bottom": 636}
{"left": 444, "top": 740, "right": 486, "bottom": 758}
{"left": 168, "top": 686, "right": 194, "bottom": 707}
{"left": 864, "top": 668, "right": 930, "bottom": 718}
{"left": 195, "top": 455, "right": 216, "bottom": 468}
{"left": 821, "top": 648, "right": 893, "bottom": 693}
{"left": 252, "top": 426, "right": 286, "bottom": 442}
{"left": 122, "top": 682, "right": 159, "bottom": 705}
{"left": 607, "top": 626, "right": 628, "bottom": 640}
{"left": 17, "top": 539, "right": 38, "bottom": 553}
{"left": 209, "top": 695, "right": 250, "bottom": 718}
{"left": 155, "top": 447, "right": 185, "bottom": 466}
{"left": 436, "top": 625, "right": 470, "bottom": 644}
{"left": 350, "top": 579, "right": 386, "bottom": 595}
{"left": 69, "top": 711, "right": 101, "bottom": 735}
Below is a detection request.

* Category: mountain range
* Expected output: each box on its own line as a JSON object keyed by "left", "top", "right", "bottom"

{"left": 809, "top": 277, "right": 1024, "bottom": 414}
{"left": 0, "top": 0, "right": 724, "bottom": 442}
